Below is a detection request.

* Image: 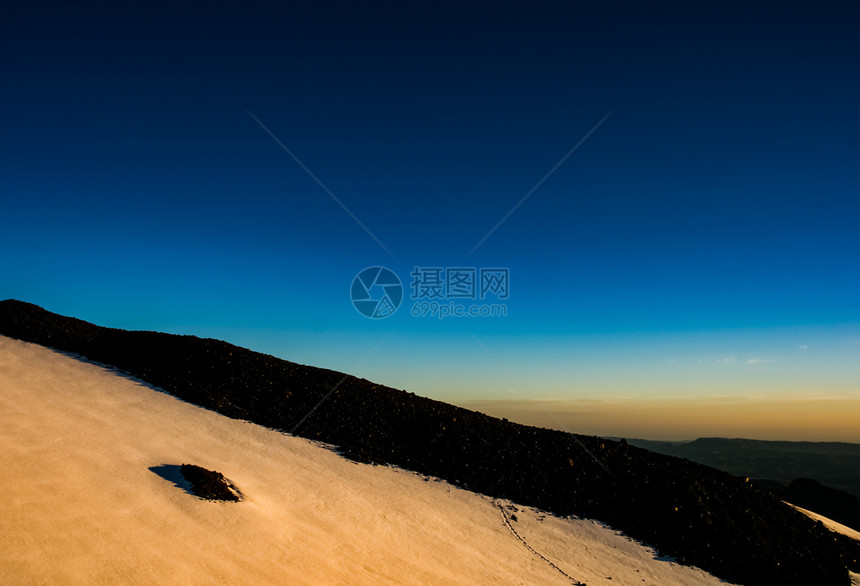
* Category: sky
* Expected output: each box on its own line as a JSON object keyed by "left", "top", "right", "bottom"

{"left": 2, "top": 1, "right": 859, "bottom": 441}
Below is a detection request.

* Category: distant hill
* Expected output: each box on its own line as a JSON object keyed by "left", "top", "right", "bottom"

{"left": 778, "top": 478, "right": 860, "bottom": 533}
{"left": 627, "top": 437, "right": 860, "bottom": 498}
{"left": 1, "top": 299, "right": 858, "bottom": 585}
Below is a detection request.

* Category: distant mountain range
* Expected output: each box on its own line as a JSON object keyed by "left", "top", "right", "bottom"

{"left": 627, "top": 437, "right": 860, "bottom": 533}
{"left": 1, "top": 299, "right": 858, "bottom": 585}
{"left": 628, "top": 438, "right": 860, "bottom": 496}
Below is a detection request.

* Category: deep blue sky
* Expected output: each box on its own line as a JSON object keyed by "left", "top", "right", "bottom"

{"left": 2, "top": 1, "right": 859, "bottom": 439}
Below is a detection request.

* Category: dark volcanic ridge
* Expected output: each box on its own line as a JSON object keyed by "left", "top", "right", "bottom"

{"left": 1, "top": 299, "right": 858, "bottom": 585}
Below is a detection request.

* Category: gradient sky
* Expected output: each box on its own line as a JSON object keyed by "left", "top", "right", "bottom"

{"left": 2, "top": 1, "right": 859, "bottom": 441}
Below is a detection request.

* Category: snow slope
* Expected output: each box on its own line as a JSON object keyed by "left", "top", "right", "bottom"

{"left": 791, "top": 504, "right": 860, "bottom": 542}
{"left": 0, "top": 335, "right": 730, "bottom": 585}
{"left": 787, "top": 505, "right": 860, "bottom": 586}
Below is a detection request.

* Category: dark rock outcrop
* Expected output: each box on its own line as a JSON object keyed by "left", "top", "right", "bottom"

{"left": 180, "top": 464, "right": 241, "bottom": 502}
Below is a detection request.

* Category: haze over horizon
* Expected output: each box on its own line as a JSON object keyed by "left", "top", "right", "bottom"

{"left": 2, "top": 2, "right": 858, "bottom": 442}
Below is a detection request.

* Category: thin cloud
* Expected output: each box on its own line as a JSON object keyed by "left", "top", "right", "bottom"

{"left": 697, "top": 356, "right": 779, "bottom": 366}
{"left": 744, "top": 358, "right": 779, "bottom": 365}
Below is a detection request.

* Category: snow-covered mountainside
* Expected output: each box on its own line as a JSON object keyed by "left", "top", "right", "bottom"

{"left": 3, "top": 299, "right": 858, "bottom": 585}
{"left": 0, "top": 335, "right": 729, "bottom": 585}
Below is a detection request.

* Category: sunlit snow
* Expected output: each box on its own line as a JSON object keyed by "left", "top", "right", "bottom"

{"left": 0, "top": 335, "right": 740, "bottom": 584}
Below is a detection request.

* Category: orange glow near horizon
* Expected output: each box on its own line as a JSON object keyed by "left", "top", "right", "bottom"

{"left": 460, "top": 395, "right": 860, "bottom": 442}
